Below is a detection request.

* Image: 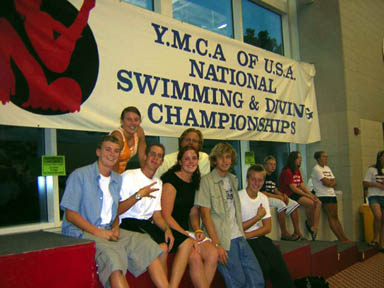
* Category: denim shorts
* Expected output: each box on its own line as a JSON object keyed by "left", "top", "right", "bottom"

{"left": 368, "top": 196, "right": 384, "bottom": 208}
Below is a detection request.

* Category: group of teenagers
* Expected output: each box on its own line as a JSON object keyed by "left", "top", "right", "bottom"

{"left": 61, "top": 106, "right": 383, "bottom": 288}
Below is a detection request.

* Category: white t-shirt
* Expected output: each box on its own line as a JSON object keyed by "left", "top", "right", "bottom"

{"left": 119, "top": 168, "right": 162, "bottom": 221}
{"left": 99, "top": 174, "right": 113, "bottom": 225}
{"left": 155, "top": 151, "right": 210, "bottom": 178}
{"left": 311, "top": 164, "right": 336, "bottom": 197}
{"left": 223, "top": 177, "right": 242, "bottom": 240}
{"left": 364, "top": 167, "right": 384, "bottom": 197}
{"left": 238, "top": 188, "right": 271, "bottom": 239}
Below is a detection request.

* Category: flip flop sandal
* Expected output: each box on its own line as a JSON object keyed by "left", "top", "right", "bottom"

{"left": 281, "top": 234, "right": 300, "bottom": 241}
{"left": 289, "top": 234, "right": 301, "bottom": 241}
{"left": 280, "top": 236, "right": 291, "bottom": 241}
{"left": 281, "top": 234, "right": 297, "bottom": 241}
{"left": 305, "top": 220, "right": 316, "bottom": 241}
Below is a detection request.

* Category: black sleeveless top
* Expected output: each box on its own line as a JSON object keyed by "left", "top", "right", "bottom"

{"left": 161, "top": 171, "right": 196, "bottom": 230}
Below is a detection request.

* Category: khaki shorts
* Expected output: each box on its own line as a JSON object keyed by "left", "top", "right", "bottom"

{"left": 84, "top": 229, "right": 162, "bottom": 287}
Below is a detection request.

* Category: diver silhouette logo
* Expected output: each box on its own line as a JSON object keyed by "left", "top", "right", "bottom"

{"left": 0, "top": 0, "right": 99, "bottom": 114}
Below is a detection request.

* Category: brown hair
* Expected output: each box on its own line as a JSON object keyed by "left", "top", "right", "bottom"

{"left": 209, "top": 143, "right": 237, "bottom": 167}
{"left": 120, "top": 106, "right": 141, "bottom": 121}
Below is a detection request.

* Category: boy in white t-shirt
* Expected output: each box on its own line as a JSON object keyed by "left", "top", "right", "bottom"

{"left": 239, "top": 164, "right": 294, "bottom": 288}
{"left": 118, "top": 143, "right": 194, "bottom": 288}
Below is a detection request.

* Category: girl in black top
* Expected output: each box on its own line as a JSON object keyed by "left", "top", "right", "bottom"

{"left": 161, "top": 146, "right": 218, "bottom": 288}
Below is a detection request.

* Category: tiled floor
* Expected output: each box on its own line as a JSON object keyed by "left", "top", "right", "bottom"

{"left": 327, "top": 252, "right": 384, "bottom": 287}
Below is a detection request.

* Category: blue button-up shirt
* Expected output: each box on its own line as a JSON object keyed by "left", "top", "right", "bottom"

{"left": 61, "top": 162, "right": 122, "bottom": 238}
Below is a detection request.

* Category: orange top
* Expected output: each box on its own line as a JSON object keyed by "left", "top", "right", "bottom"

{"left": 113, "top": 127, "right": 138, "bottom": 174}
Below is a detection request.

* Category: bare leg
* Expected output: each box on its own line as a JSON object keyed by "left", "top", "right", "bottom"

{"left": 188, "top": 249, "right": 209, "bottom": 288}
{"left": 158, "top": 243, "right": 169, "bottom": 277}
{"left": 110, "top": 270, "right": 130, "bottom": 288}
{"left": 290, "top": 209, "right": 304, "bottom": 238}
{"left": 170, "top": 238, "right": 193, "bottom": 288}
{"left": 199, "top": 241, "right": 218, "bottom": 286}
{"left": 323, "top": 203, "right": 349, "bottom": 242}
{"left": 370, "top": 204, "right": 382, "bottom": 244}
{"left": 189, "top": 241, "right": 218, "bottom": 288}
{"left": 277, "top": 211, "right": 291, "bottom": 238}
{"left": 147, "top": 257, "right": 169, "bottom": 288}
{"left": 298, "top": 197, "right": 321, "bottom": 234}
{"left": 313, "top": 200, "right": 322, "bottom": 233}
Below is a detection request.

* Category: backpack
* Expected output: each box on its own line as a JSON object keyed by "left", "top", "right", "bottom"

{"left": 294, "top": 276, "right": 329, "bottom": 288}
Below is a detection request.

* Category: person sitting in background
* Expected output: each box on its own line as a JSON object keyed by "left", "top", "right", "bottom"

{"left": 311, "top": 151, "right": 350, "bottom": 242}
{"left": 161, "top": 145, "right": 218, "bottom": 288}
{"left": 279, "top": 151, "right": 321, "bottom": 240}
{"left": 118, "top": 143, "right": 194, "bottom": 288}
{"left": 195, "top": 143, "right": 264, "bottom": 288}
{"left": 110, "top": 106, "right": 146, "bottom": 173}
{"left": 156, "top": 128, "right": 210, "bottom": 178}
{"left": 60, "top": 135, "right": 168, "bottom": 288}
{"left": 239, "top": 164, "right": 295, "bottom": 288}
{"left": 262, "top": 155, "right": 303, "bottom": 241}
{"left": 363, "top": 150, "right": 384, "bottom": 250}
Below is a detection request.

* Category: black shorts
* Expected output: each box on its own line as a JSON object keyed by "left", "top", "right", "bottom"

{"left": 318, "top": 196, "right": 337, "bottom": 204}
{"left": 120, "top": 218, "right": 189, "bottom": 253}
{"left": 289, "top": 193, "right": 301, "bottom": 202}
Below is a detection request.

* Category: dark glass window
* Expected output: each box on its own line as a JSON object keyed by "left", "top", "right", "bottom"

{"left": 242, "top": 0, "right": 283, "bottom": 55}
{"left": 173, "top": 0, "right": 234, "bottom": 38}
{"left": 249, "top": 141, "right": 290, "bottom": 177}
{"left": 0, "top": 125, "right": 47, "bottom": 227}
{"left": 121, "top": 0, "right": 153, "bottom": 10}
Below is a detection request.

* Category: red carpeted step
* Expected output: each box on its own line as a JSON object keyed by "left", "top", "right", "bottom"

{"left": 310, "top": 242, "right": 338, "bottom": 278}
{"left": 0, "top": 231, "right": 97, "bottom": 288}
{"left": 337, "top": 243, "right": 359, "bottom": 271}
{"left": 358, "top": 242, "right": 379, "bottom": 261}
{"left": 277, "top": 240, "right": 312, "bottom": 279}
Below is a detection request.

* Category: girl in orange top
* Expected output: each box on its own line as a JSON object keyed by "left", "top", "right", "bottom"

{"left": 110, "top": 106, "right": 146, "bottom": 173}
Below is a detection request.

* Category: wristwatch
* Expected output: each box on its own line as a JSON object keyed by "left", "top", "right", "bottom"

{"left": 135, "top": 192, "right": 142, "bottom": 200}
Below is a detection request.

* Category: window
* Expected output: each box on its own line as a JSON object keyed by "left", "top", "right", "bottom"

{"left": 242, "top": 0, "right": 283, "bottom": 55}
{"left": 0, "top": 125, "right": 47, "bottom": 227}
{"left": 249, "top": 140, "right": 290, "bottom": 176}
{"left": 173, "top": 0, "right": 234, "bottom": 38}
{"left": 121, "top": 0, "right": 154, "bottom": 10}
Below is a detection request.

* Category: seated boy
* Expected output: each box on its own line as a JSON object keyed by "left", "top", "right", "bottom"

{"left": 239, "top": 164, "right": 295, "bottom": 288}
{"left": 195, "top": 143, "right": 264, "bottom": 288}
{"left": 60, "top": 135, "right": 168, "bottom": 288}
{"left": 118, "top": 143, "right": 193, "bottom": 288}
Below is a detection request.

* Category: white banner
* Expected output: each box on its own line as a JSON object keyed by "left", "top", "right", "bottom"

{"left": 0, "top": 0, "right": 320, "bottom": 143}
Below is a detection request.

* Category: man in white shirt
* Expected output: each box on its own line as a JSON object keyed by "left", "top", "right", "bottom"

{"left": 239, "top": 164, "right": 294, "bottom": 288}
{"left": 118, "top": 143, "right": 193, "bottom": 288}
{"left": 156, "top": 128, "right": 210, "bottom": 177}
